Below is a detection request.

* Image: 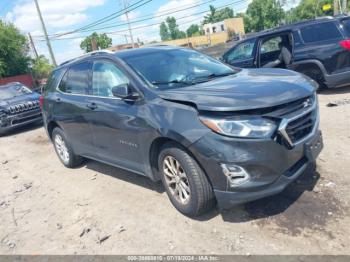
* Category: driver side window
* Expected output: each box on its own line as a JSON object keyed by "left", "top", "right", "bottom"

{"left": 227, "top": 39, "right": 255, "bottom": 62}
{"left": 92, "top": 60, "right": 130, "bottom": 98}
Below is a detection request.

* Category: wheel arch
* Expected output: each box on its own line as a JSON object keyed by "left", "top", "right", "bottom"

{"left": 47, "top": 121, "right": 62, "bottom": 140}
{"left": 291, "top": 59, "right": 328, "bottom": 77}
{"left": 148, "top": 135, "right": 213, "bottom": 189}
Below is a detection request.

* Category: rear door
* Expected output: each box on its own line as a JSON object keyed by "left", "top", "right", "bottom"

{"left": 223, "top": 38, "right": 257, "bottom": 68}
{"left": 52, "top": 61, "right": 96, "bottom": 157}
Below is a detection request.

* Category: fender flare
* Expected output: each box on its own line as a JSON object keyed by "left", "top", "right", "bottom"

{"left": 289, "top": 59, "right": 328, "bottom": 77}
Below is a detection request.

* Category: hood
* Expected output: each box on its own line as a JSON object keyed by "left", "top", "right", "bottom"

{"left": 156, "top": 69, "right": 316, "bottom": 111}
{"left": 0, "top": 92, "right": 40, "bottom": 108}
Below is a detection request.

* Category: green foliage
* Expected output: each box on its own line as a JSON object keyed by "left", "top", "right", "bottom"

{"left": 203, "top": 5, "right": 234, "bottom": 24}
{"left": 285, "top": 0, "right": 334, "bottom": 23}
{"left": 160, "top": 22, "right": 170, "bottom": 41}
{"left": 244, "top": 0, "right": 285, "bottom": 32}
{"left": 0, "top": 20, "right": 31, "bottom": 78}
{"left": 31, "top": 55, "right": 54, "bottom": 79}
{"left": 80, "top": 32, "right": 112, "bottom": 53}
{"left": 159, "top": 17, "right": 186, "bottom": 40}
{"left": 186, "top": 24, "right": 203, "bottom": 37}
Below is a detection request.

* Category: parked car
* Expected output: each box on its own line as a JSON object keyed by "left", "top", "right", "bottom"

{"left": 0, "top": 82, "right": 42, "bottom": 135}
{"left": 41, "top": 47, "right": 323, "bottom": 216}
{"left": 222, "top": 16, "right": 350, "bottom": 89}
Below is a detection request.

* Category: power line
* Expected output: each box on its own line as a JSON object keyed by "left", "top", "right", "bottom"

{"left": 57, "top": 0, "right": 217, "bottom": 36}
{"left": 36, "top": 0, "right": 247, "bottom": 42}
{"left": 36, "top": 0, "right": 152, "bottom": 39}
{"left": 32, "top": 0, "right": 216, "bottom": 40}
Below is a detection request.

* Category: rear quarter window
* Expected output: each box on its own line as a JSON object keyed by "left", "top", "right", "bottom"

{"left": 43, "top": 68, "right": 64, "bottom": 94}
{"left": 300, "top": 22, "right": 342, "bottom": 43}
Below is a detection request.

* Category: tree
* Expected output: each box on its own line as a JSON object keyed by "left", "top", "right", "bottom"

{"left": 244, "top": 0, "right": 285, "bottom": 32}
{"left": 31, "top": 55, "right": 54, "bottom": 79}
{"left": 186, "top": 24, "right": 202, "bottom": 37}
{"left": 285, "top": 0, "right": 334, "bottom": 23}
{"left": 159, "top": 17, "right": 186, "bottom": 40}
{"left": 80, "top": 32, "right": 112, "bottom": 53}
{"left": 0, "top": 20, "right": 31, "bottom": 77}
{"left": 203, "top": 5, "right": 234, "bottom": 24}
{"left": 160, "top": 22, "right": 170, "bottom": 41}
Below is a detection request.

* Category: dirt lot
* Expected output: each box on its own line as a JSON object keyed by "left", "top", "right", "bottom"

{"left": 0, "top": 87, "right": 349, "bottom": 255}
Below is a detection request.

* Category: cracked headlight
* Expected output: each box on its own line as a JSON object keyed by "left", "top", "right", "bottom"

{"left": 200, "top": 116, "right": 277, "bottom": 138}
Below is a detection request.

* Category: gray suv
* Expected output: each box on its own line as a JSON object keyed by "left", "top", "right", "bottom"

{"left": 41, "top": 46, "right": 323, "bottom": 216}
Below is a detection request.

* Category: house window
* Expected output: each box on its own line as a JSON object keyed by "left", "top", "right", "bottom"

{"left": 212, "top": 26, "right": 216, "bottom": 33}
{"left": 221, "top": 25, "right": 225, "bottom": 31}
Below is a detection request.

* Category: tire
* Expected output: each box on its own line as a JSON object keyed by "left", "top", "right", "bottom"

{"left": 158, "top": 142, "right": 215, "bottom": 217}
{"left": 52, "top": 127, "right": 83, "bottom": 168}
{"left": 301, "top": 68, "right": 327, "bottom": 90}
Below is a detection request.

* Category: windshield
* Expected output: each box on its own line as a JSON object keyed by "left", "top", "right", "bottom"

{"left": 122, "top": 48, "right": 237, "bottom": 89}
{"left": 0, "top": 84, "right": 32, "bottom": 100}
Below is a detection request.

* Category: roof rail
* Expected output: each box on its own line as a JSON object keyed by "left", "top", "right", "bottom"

{"left": 59, "top": 50, "right": 115, "bottom": 66}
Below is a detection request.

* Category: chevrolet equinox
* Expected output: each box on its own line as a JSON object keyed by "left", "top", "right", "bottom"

{"left": 41, "top": 46, "right": 323, "bottom": 217}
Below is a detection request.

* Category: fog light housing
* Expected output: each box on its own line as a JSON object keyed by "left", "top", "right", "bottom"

{"left": 221, "top": 164, "right": 250, "bottom": 187}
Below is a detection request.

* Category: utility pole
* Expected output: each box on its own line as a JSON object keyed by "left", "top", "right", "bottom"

{"left": 28, "top": 33, "right": 39, "bottom": 59}
{"left": 121, "top": 0, "right": 135, "bottom": 48}
{"left": 334, "top": 0, "right": 340, "bottom": 15}
{"left": 33, "top": 0, "right": 57, "bottom": 66}
{"left": 342, "top": 0, "right": 348, "bottom": 14}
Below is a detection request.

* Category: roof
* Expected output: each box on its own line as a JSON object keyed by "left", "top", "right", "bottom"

{"left": 243, "top": 15, "right": 349, "bottom": 41}
{"left": 114, "top": 45, "right": 184, "bottom": 59}
{"left": 56, "top": 45, "right": 185, "bottom": 69}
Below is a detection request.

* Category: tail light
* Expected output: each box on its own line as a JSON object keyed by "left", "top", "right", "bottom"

{"left": 340, "top": 39, "right": 350, "bottom": 50}
{"left": 39, "top": 95, "right": 44, "bottom": 109}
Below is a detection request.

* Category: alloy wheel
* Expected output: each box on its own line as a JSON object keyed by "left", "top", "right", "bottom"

{"left": 163, "top": 156, "right": 191, "bottom": 204}
{"left": 54, "top": 134, "right": 70, "bottom": 164}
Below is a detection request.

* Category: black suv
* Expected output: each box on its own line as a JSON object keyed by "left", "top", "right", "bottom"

{"left": 42, "top": 47, "right": 323, "bottom": 216}
{"left": 222, "top": 16, "right": 350, "bottom": 89}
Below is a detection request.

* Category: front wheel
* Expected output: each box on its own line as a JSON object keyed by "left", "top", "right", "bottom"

{"left": 158, "top": 143, "right": 216, "bottom": 217}
{"left": 52, "top": 127, "right": 83, "bottom": 168}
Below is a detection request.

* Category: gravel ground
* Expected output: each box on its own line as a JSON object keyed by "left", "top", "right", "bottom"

{"left": 0, "top": 87, "right": 349, "bottom": 255}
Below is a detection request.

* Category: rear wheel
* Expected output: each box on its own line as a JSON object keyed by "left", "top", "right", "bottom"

{"left": 300, "top": 67, "right": 326, "bottom": 90}
{"left": 52, "top": 127, "right": 83, "bottom": 168}
{"left": 158, "top": 143, "right": 215, "bottom": 217}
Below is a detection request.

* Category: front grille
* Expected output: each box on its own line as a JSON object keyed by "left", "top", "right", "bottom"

{"left": 285, "top": 111, "right": 315, "bottom": 143}
{"left": 8, "top": 101, "right": 40, "bottom": 114}
{"left": 273, "top": 94, "right": 318, "bottom": 147}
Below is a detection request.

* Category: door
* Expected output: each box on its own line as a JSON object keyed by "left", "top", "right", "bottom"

{"left": 224, "top": 38, "right": 257, "bottom": 68}
{"left": 53, "top": 61, "right": 95, "bottom": 156}
{"left": 86, "top": 59, "right": 145, "bottom": 173}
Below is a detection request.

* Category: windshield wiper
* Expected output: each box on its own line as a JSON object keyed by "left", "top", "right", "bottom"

{"left": 152, "top": 79, "right": 194, "bottom": 86}
{"left": 198, "top": 72, "right": 236, "bottom": 80}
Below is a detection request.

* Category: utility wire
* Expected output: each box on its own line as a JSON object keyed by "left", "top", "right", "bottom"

{"left": 33, "top": 0, "right": 216, "bottom": 40}
{"left": 35, "top": 0, "right": 247, "bottom": 42}
{"left": 39, "top": 0, "right": 152, "bottom": 39}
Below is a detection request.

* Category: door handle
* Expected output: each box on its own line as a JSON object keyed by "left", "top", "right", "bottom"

{"left": 86, "top": 102, "right": 98, "bottom": 110}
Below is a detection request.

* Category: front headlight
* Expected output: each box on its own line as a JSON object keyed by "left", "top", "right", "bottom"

{"left": 200, "top": 116, "right": 277, "bottom": 138}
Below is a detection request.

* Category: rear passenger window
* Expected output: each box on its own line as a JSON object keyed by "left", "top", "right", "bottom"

{"left": 58, "top": 62, "right": 91, "bottom": 95}
{"left": 341, "top": 19, "right": 350, "bottom": 36}
{"left": 300, "top": 22, "right": 342, "bottom": 43}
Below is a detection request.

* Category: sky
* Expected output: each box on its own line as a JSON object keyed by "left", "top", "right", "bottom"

{"left": 0, "top": 0, "right": 299, "bottom": 64}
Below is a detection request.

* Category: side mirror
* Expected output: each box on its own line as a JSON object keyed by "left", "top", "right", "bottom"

{"left": 112, "top": 84, "right": 139, "bottom": 100}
